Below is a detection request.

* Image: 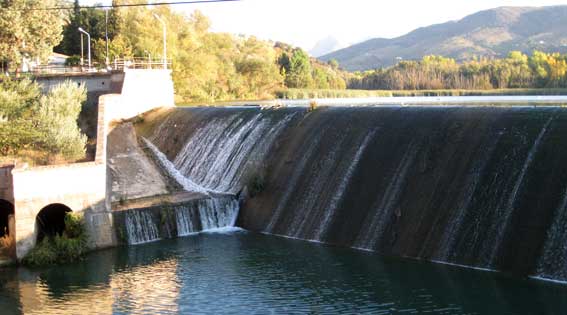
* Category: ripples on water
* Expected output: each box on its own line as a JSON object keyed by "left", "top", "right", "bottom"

{"left": 1, "top": 231, "right": 567, "bottom": 315}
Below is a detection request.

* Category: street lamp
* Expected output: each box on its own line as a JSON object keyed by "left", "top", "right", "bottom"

{"left": 105, "top": 9, "right": 109, "bottom": 67}
{"left": 144, "top": 50, "right": 152, "bottom": 69}
{"left": 153, "top": 13, "right": 167, "bottom": 69}
{"left": 78, "top": 27, "right": 91, "bottom": 69}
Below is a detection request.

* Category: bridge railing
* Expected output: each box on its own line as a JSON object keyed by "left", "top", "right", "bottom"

{"left": 110, "top": 58, "right": 173, "bottom": 70}
{"left": 1, "top": 58, "right": 172, "bottom": 78}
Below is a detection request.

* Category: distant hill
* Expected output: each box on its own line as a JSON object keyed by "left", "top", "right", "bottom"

{"left": 320, "top": 6, "right": 567, "bottom": 71}
{"left": 309, "top": 36, "right": 344, "bottom": 57}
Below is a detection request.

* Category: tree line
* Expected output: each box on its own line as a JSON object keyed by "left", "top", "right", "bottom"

{"left": 349, "top": 52, "right": 567, "bottom": 90}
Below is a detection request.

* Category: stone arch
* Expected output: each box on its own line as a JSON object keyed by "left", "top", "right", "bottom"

{"left": 36, "top": 204, "right": 72, "bottom": 242}
{"left": 0, "top": 199, "right": 14, "bottom": 238}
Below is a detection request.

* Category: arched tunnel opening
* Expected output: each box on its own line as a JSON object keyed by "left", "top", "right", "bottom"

{"left": 36, "top": 204, "right": 72, "bottom": 242}
{"left": 0, "top": 199, "right": 14, "bottom": 238}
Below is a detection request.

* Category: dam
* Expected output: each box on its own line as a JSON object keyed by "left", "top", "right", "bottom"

{"left": 136, "top": 105, "right": 567, "bottom": 283}
{"left": 4, "top": 99, "right": 567, "bottom": 314}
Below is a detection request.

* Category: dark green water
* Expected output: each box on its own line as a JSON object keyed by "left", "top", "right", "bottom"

{"left": 1, "top": 231, "right": 567, "bottom": 315}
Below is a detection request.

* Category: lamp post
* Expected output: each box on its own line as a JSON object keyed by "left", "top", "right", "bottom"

{"left": 144, "top": 50, "right": 152, "bottom": 69}
{"left": 105, "top": 9, "right": 109, "bottom": 67}
{"left": 78, "top": 27, "right": 91, "bottom": 69}
{"left": 80, "top": 33, "right": 84, "bottom": 66}
{"left": 153, "top": 13, "right": 167, "bottom": 69}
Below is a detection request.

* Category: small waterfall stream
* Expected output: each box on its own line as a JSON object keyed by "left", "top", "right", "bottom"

{"left": 125, "top": 210, "right": 160, "bottom": 245}
{"left": 176, "top": 199, "right": 240, "bottom": 235}
{"left": 122, "top": 197, "right": 240, "bottom": 245}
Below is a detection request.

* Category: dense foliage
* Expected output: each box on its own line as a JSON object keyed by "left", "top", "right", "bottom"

{"left": 349, "top": 52, "right": 567, "bottom": 90}
{"left": 22, "top": 213, "right": 88, "bottom": 266}
{"left": 0, "top": 0, "right": 64, "bottom": 71}
{"left": 0, "top": 79, "right": 87, "bottom": 161}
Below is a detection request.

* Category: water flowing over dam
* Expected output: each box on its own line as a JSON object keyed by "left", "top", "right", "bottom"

{"left": 141, "top": 105, "right": 567, "bottom": 283}
{"left": 115, "top": 197, "right": 240, "bottom": 245}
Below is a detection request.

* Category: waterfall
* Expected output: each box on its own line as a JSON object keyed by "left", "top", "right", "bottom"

{"left": 353, "top": 139, "right": 420, "bottom": 251}
{"left": 176, "top": 198, "right": 240, "bottom": 236}
{"left": 488, "top": 117, "right": 553, "bottom": 266}
{"left": 536, "top": 188, "right": 567, "bottom": 281}
{"left": 122, "top": 197, "right": 240, "bottom": 244}
{"left": 142, "top": 138, "right": 211, "bottom": 195}
{"left": 314, "top": 130, "right": 376, "bottom": 241}
{"left": 144, "top": 106, "right": 567, "bottom": 282}
{"left": 171, "top": 113, "right": 295, "bottom": 193}
{"left": 433, "top": 131, "right": 502, "bottom": 262}
{"left": 125, "top": 210, "right": 160, "bottom": 245}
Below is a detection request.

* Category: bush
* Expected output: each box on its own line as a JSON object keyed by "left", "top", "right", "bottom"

{"left": 22, "top": 213, "right": 88, "bottom": 266}
{"left": 65, "top": 55, "right": 81, "bottom": 67}
{"left": 0, "top": 79, "right": 88, "bottom": 162}
{"left": 309, "top": 100, "right": 318, "bottom": 112}
{"left": 36, "top": 81, "right": 88, "bottom": 160}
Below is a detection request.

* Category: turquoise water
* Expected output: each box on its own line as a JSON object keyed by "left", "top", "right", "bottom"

{"left": 1, "top": 231, "right": 567, "bottom": 314}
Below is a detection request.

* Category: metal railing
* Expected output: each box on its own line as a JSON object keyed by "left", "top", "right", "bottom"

{"left": 110, "top": 58, "right": 172, "bottom": 70}
{"left": 2, "top": 58, "right": 173, "bottom": 77}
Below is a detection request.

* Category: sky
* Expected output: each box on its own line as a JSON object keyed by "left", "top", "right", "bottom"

{"left": 82, "top": 0, "right": 567, "bottom": 51}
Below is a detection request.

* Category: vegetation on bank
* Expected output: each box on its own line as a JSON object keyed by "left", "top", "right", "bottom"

{"left": 350, "top": 52, "right": 567, "bottom": 91}
{"left": 276, "top": 87, "right": 567, "bottom": 99}
{"left": 22, "top": 213, "right": 88, "bottom": 267}
{"left": 0, "top": 79, "right": 87, "bottom": 165}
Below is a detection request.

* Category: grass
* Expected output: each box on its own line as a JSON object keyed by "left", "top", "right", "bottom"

{"left": 275, "top": 88, "right": 567, "bottom": 99}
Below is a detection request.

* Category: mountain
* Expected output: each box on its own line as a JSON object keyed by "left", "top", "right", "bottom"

{"left": 309, "top": 36, "right": 343, "bottom": 57}
{"left": 320, "top": 6, "right": 567, "bottom": 71}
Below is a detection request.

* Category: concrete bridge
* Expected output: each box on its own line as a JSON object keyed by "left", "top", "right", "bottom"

{"left": 0, "top": 69, "right": 174, "bottom": 263}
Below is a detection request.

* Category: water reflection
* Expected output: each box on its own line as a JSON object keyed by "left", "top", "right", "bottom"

{"left": 1, "top": 232, "right": 567, "bottom": 314}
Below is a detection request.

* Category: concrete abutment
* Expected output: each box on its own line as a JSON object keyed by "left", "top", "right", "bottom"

{"left": 3, "top": 68, "right": 174, "bottom": 262}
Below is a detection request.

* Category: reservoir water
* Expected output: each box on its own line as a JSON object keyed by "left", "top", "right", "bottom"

{"left": 1, "top": 231, "right": 567, "bottom": 315}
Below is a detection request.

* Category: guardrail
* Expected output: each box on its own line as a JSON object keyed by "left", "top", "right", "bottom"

{"left": 2, "top": 58, "right": 172, "bottom": 78}
{"left": 111, "top": 58, "right": 172, "bottom": 70}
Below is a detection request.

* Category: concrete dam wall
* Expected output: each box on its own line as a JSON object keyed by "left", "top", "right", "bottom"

{"left": 141, "top": 106, "right": 567, "bottom": 282}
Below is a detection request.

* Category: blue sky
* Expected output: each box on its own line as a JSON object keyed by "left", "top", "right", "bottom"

{"left": 81, "top": 0, "right": 567, "bottom": 50}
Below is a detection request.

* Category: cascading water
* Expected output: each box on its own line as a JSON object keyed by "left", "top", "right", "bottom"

{"left": 125, "top": 210, "right": 160, "bottom": 245}
{"left": 120, "top": 197, "right": 240, "bottom": 244}
{"left": 176, "top": 198, "right": 240, "bottom": 236}
{"left": 144, "top": 106, "right": 567, "bottom": 283}
{"left": 161, "top": 111, "right": 296, "bottom": 193}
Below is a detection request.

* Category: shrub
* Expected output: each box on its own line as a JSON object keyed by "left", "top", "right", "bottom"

{"left": 22, "top": 213, "right": 88, "bottom": 267}
{"left": 36, "top": 81, "right": 88, "bottom": 160}
{"left": 309, "top": 100, "right": 318, "bottom": 112}
{"left": 0, "top": 79, "right": 88, "bottom": 162}
{"left": 65, "top": 55, "right": 81, "bottom": 67}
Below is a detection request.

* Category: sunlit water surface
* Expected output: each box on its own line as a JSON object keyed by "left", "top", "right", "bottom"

{"left": 1, "top": 231, "right": 567, "bottom": 315}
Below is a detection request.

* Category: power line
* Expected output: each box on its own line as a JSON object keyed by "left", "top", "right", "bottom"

{"left": 1, "top": 0, "right": 241, "bottom": 11}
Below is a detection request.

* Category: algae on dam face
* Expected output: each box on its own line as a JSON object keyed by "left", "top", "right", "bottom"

{"left": 142, "top": 105, "right": 567, "bottom": 282}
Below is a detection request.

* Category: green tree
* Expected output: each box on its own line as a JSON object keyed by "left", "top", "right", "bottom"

{"left": 286, "top": 48, "right": 313, "bottom": 88}
{"left": 55, "top": 0, "right": 82, "bottom": 55}
{"left": 0, "top": 0, "right": 64, "bottom": 70}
